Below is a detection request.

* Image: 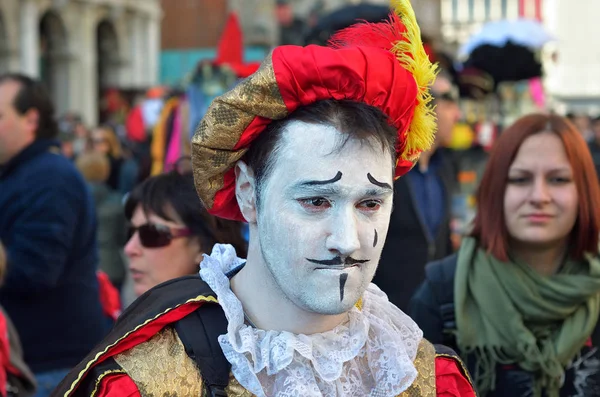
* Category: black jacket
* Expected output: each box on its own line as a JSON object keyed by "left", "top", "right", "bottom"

{"left": 0, "top": 140, "right": 107, "bottom": 372}
{"left": 373, "top": 150, "right": 456, "bottom": 311}
{"left": 410, "top": 254, "right": 600, "bottom": 397}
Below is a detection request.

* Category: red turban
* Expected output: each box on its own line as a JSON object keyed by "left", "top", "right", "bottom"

{"left": 192, "top": 0, "right": 438, "bottom": 221}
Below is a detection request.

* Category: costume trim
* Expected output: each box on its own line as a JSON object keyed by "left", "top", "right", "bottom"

{"left": 201, "top": 246, "right": 423, "bottom": 396}
{"left": 192, "top": 51, "right": 287, "bottom": 218}
{"left": 436, "top": 353, "right": 475, "bottom": 388}
{"left": 90, "top": 370, "right": 126, "bottom": 397}
{"left": 63, "top": 294, "right": 217, "bottom": 396}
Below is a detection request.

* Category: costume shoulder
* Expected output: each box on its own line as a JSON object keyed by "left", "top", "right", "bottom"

{"left": 433, "top": 344, "right": 477, "bottom": 397}
{"left": 51, "top": 275, "right": 218, "bottom": 397}
{"left": 70, "top": 325, "right": 251, "bottom": 397}
{"left": 398, "top": 339, "right": 476, "bottom": 396}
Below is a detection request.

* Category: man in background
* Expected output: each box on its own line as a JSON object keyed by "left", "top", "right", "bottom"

{"left": 0, "top": 74, "right": 106, "bottom": 396}
{"left": 374, "top": 71, "right": 461, "bottom": 311}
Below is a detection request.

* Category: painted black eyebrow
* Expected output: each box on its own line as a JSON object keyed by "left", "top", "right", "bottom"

{"left": 298, "top": 171, "right": 343, "bottom": 187}
{"left": 367, "top": 173, "right": 392, "bottom": 190}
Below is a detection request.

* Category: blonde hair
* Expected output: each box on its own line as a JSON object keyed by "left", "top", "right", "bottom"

{"left": 76, "top": 152, "right": 111, "bottom": 183}
{"left": 93, "top": 126, "right": 122, "bottom": 159}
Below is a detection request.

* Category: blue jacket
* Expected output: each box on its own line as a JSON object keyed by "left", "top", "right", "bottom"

{"left": 0, "top": 139, "right": 107, "bottom": 373}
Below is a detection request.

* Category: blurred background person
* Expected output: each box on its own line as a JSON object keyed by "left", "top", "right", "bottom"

{"left": 0, "top": 74, "right": 107, "bottom": 397}
{"left": 373, "top": 70, "right": 462, "bottom": 311}
{"left": 57, "top": 130, "right": 75, "bottom": 162}
{"left": 71, "top": 118, "right": 91, "bottom": 158}
{"left": 587, "top": 116, "right": 600, "bottom": 179}
{"left": 410, "top": 114, "right": 600, "bottom": 397}
{"left": 76, "top": 152, "right": 127, "bottom": 291}
{"left": 567, "top": 112, "right": 593, "bottom": 142}
{"left": 91, "top": 125, "right": 138, "bottom": 195}
{"left": 124, "top": 170, "right": 248, "bottom": 297}
{"left": 58, "top": 113, "right": 90, "bottom": 159}
{"left": 91, "top": 126, "right": 124, "bottom": 191}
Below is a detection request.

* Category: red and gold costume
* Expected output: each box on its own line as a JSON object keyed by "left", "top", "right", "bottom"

{"left": 52, "top": 277, "right": 474, "bottom": 397}
{"left": 52, "top": 1, "right": 477, "bottom": 395}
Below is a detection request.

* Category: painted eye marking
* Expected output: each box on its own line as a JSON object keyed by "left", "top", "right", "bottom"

{"left": 373, "top": 229, "right": 378, "bottom": 247}
{"left": 367, "top": 173, "right": 392, "bottom": 190}
{"left": 300, "top": 171, "right": 343, "bottom": 186}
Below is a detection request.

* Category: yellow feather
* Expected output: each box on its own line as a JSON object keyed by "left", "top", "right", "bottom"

{"left": 389, "top": 0, "right": 439, "bottom": 160}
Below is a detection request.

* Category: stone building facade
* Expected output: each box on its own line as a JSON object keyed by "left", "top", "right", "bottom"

{"left": 0, "top": 0, "right": 161, "bottom": 126}
{"left": 542, "top": 0, "right": 600, "bottom": 114}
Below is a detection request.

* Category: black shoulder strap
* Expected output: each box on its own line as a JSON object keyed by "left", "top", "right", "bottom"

{"left": 52, "top": 275, "right": 219, "bottom": 397}
{"left": 174, "top": 303, "right": 231, "bottom": 397}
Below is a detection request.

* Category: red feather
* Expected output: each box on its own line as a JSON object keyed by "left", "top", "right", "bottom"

{"left": 328, "top": 13, "right": 408, "bottom": 52}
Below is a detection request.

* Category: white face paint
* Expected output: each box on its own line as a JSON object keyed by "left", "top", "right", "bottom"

{"left": 253, "top": 121, "right": 394, "bottom": 315}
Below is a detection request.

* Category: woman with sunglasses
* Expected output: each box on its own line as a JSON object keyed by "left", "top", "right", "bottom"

{"left": 124, "top": 170, "right": 247, "bottom": 297}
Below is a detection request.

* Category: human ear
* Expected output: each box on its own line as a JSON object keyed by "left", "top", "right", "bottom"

{"left": 234, "top": 161, "right": 257, "bottom": 223}
{"left": 23, "top": 108, "right": 39, "bottom": 136}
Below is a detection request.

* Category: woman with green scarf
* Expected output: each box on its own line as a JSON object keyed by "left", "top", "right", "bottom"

{"left": 409, "top": 113, "right": 600, "bottom": 397}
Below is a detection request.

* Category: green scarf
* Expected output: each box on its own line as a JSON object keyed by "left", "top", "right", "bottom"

{"left": 455, "top": 237, "right": 600, "bottom": 397}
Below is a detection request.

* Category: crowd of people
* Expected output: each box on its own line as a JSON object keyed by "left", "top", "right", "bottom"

{"left": 1, "top": 1, "right": 600, "bottom": 396}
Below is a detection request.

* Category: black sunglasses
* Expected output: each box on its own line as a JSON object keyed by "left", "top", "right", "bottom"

{"left": 433, "top": 91, "right": 459, "bottom": 103}
{"left": 128, "top": 223, "right": 192, "bottom": 248}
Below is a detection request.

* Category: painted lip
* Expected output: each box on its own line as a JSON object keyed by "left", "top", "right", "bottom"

{"left": 315, "top": 264, "right": 360, "bottom": 270}
{"left": 524, "top": 213, "right": 554, "bottom": 222}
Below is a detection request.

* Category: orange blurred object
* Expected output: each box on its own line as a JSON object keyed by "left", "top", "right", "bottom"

{"left": 146, "top": 86, "right": 166, "bottom": 99}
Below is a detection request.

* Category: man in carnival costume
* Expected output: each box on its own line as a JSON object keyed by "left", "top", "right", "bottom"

{"left": 52, "top": 1, "right": 476, "bottom": 396}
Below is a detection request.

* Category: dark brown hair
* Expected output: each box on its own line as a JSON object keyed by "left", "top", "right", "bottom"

{"left": 471, "top": 113, "right": 600, "bottom": 261}
{"left": 125, "top": 171, "right": 248, "bottom": 258}
{"left": 244, "top": 99, "right": 398, "bottom": 204}
{"left": 0, "top": 73, "right": 58, "bottom": 139}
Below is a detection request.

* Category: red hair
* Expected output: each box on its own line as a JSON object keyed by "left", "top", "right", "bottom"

{"left": 471, "top": 113, "right": 600, "bottom": 261}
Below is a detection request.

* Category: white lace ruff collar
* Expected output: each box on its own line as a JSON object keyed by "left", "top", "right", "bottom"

{"left": 199, "top": 244, "right": 423, "bottom": 397}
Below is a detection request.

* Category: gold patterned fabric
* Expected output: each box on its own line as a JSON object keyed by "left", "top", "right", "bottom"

{"left": 191, "top": 51, "right": 289, "bottom": 210}
{"left": 115, "top": 326, "right": 256, "bottom": 397}
{"left": 114, "top": 327, "right": 205, "bottom": 397}
{"left": 114, "top": 327, "right": 440, "bottom": 396}
{"left": 225, "top": 376, "right": 256, "bottom": 397}
{"left": 398, "top": 339, "right": 437, "bottom": 397}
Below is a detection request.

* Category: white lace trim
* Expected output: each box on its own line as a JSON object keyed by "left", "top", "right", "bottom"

{"left": 199, "top": 244, "right": 423, "bottom": 397}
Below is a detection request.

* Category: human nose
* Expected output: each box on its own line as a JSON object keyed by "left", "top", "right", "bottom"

{"left": 124, "top": 231, "right": 142, "bottom": 258}
{"left": 325, "top": 207, "right": 361, "bottom": 256}
{"left": 529, "top": 178, "right": 551, "bottom": 205}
